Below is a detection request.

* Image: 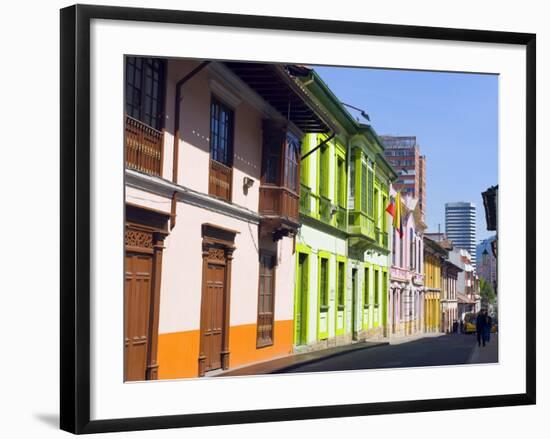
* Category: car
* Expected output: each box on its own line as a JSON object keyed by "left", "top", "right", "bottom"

{"left": 464, "top": 321, "right": 477, "bottom": 333}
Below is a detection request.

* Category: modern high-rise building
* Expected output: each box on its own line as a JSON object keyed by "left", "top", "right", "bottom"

{"left": 445, "top": 202, "right": 477, "bottom": 269}
{"left": 381, "top": 135, "right": 426, "bottom": 217}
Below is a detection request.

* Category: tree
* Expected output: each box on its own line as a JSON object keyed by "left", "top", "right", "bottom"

{"left": 479, "top": 277, "right": 496, "bottom": 306}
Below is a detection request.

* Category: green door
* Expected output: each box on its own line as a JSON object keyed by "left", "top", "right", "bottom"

{"left": 295, "top": 253, "right": 308, "bottom": 345}
{"left": 352, "top": 268, "right": 358, "bottom": 340}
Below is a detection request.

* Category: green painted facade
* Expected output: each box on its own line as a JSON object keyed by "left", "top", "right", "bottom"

{"left": 292, "top": 69, "right": 398, "bottom": 351}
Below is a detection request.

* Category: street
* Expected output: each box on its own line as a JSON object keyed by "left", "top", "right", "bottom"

{"left": 272, "top": 334, "right": 498, "bottom": 374}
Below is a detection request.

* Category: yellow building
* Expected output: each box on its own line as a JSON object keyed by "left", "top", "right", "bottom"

{"left": 423, "top": 237, "right": 448, "bottom": 332}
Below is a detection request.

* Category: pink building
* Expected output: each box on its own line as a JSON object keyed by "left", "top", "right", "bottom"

{"left": 388, "top": 194, "right": 426, "bottom": 336}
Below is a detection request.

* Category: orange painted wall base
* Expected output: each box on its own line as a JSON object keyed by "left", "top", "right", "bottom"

{"left": 157, "top": 320, "right": 293, "bottom": 380}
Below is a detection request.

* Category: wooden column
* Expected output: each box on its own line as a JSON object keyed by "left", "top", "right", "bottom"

{"left": 198, "top": 244, "right": 209, "bottom": 378}
{"left": 146, "top": 232, "right": 166, "bottom": 380}
{"left": 221, "top": 248, "right": 235, "bottom": 370}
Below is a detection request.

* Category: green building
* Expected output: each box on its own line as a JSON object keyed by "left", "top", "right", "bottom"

{"left": 293, "top": 68, "right": 397, "bottom": 352}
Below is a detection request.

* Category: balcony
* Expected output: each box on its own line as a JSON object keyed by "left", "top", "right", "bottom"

{"left": 348, "top": 211, "right": 375, "bottom": 239}
{"left": 209, "top": 159, "right": 233, "bottom": 202}
{"left": 347, "top": 211, "right": 376, "bottom": 254}
{"left": 125, "top": 115, "right": 163, "bottom": 176}
{"left": 299, "top": 184, "right": 312, "bottom": 215}
{"left": 259, "top": 186, "right": 299, "bottom": 224}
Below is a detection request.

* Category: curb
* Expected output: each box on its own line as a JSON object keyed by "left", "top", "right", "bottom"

{"left": 270, "top": 341, "right": 389, "bottom": 374}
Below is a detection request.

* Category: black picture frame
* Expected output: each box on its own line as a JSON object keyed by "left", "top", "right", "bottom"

{"left": 60, "top": 4, "right": 536, "bottom": 434}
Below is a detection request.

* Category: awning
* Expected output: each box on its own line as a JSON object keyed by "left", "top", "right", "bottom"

{"left": 224, "top": 62, "right": 336, "bottom": 133}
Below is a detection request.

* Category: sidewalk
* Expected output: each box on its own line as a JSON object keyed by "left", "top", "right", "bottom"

{"left": 215, "top": 340, "right": 388, "bottom": 377}
{"left": 468, "top": 333, "right": 499, "bottom": 364}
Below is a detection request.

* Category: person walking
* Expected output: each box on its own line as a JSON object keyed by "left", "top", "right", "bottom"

{"left": 452, "top": 320, "right": 459, "bottom": 334}
{"left": 459, "top": 319, "right": 464, "bottom": 334}
{"left": 476, "top": 310, "right": 488, "bottom": 347}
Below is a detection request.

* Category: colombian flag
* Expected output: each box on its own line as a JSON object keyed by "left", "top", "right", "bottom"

{"left": 387, "top": 192, "right": 403, "bottom": 238}
{"left": 385, "top": 195, "right": 396, "bottom": 218}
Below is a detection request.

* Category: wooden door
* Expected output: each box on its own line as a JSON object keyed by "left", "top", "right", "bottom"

{"left": 125, "top": 252, "right": 153, "bottom": 381}
{"left": 295, "top": 253, "right": 308, "bottom": 345}
{"left": 203, "top": 260, "right": 226, "bottom": 371}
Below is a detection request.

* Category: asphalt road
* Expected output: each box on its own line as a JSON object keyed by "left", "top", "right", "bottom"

{"left": 273, "top": 333, "right": 498, "bottom": 374}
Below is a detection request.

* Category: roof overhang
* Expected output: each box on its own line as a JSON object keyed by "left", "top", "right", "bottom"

{"left": 224, "top": 62, "right": 339, "bottom": 134}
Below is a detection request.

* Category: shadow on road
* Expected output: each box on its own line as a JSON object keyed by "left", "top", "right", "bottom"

{"left": 274, "top": 334, "right": 498, "bottom": 374}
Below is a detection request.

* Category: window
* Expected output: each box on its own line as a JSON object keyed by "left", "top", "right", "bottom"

{"left": 361, "top": 162, "right": 367, "bottom": 212}
{"left": 410, "top": 229, "right": 414, "bottom": 270}
{"left": 364, "top": 266, "right": 370, "bottom": 308}
{"left": 382, "top": 195, "right": 388, "bottom": 232}
{"left": 337, "top": 261, "right": 345, "bottom": 310}
{"left": 283, "top": 133, "right": 300, "bottom": 192}
{"left": 382, "top": 271, "right": 388, "bottom": 308}
{"left": 210, "top": 97, "right": 234, "bottom": 166}
{"left": 126, "top": 57, "right": 166, "bottom": 130}
{"left": 367, "top": 167, "right": 374, "bottom": 217}
{"left": 300, "top": 140, "right": 309, "bottom": 186}
{"left": 264, "top": 135, "right": 280, "bottom": 185}
{"left": 374, "top": 188, "right": 379, "bottom": 227}
{"left": 257, "top": 251, "right": 276, "bottom": 347}
{"left": 349, "top": 159, "right": 355, "bottom": 210}
{"left": 392, "top": 229, "right": 396, "bottom": 265}
{"left": 374, "top": 269, "right": 380, "bottom": 306}
{"left": 263, "top": 130, "right": 300, "bottom": 192}
{"left": 319, "top": 144, "right": 329, "bottom": 197}
{"left": 336, "top": 156, "right": 346, "bottom": 207}
{"left": 319, "top": 258, "right": 329, "bottom": 309}
{"left": 400, "top": 230, "right": 404, "bottom": 267}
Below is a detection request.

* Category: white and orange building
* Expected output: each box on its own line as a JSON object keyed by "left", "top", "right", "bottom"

{"left": 124, "top": 57, "right": 337, "bottom": 380}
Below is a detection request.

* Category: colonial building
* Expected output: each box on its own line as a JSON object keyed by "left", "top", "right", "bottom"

{"left": 425, "top": 233, "right": 462, "bottom": 333}
{"left": 423, "top": 236, "right": 448, "bottom": 333}
{"left": 124, "top": 58, "right": 338, "bottom": 380}
{"left": 448, "top": 248, "right": 480, "bottom": 320}
{"left": 441, "top": 256, "right": 462, "bottom": 333}
{"left": 293, "top": 68, "right": 396, "bottom": 352}
{"left": 388, "top": 195, "right": 426, "bottom": 336}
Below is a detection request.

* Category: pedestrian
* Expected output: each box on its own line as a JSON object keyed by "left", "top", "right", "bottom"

{"left": 459, "top": 319, "right": 464, "bottom": 334}
{"left": 484, "top": 313, "right": 493, "bottom": 344}
{"left": 476, "top": 309, "right": 488, "bottom": 347}
{"left": 452, "top": 320, "right": 458, "bottom": 334}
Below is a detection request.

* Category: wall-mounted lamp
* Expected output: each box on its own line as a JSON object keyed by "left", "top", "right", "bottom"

{"left": 243, "top": 176, "right": 254, "bottom": 194}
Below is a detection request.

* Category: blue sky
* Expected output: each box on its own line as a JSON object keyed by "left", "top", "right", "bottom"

{"left": 312, "top": 65, "right": 498, "bottom": 241}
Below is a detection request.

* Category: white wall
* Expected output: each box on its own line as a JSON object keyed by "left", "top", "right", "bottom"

{"left": 2, "top": 1, "right": 547, "bottom": 439}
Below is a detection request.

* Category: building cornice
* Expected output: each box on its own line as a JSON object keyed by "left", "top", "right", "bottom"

{"left": 126, "top": 169, "right": 261, "bottom": 224}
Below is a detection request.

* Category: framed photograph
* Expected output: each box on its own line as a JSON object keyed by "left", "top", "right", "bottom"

{"left": 60, "top": 4, "right": 536, "bottom": 434}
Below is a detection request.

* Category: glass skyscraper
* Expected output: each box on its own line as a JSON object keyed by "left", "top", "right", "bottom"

{"left": 445, "top": 202, "right": 477, "bottom": 269}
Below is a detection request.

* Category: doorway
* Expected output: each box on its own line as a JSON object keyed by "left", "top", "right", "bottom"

{"left": 199, "top": 224, "right": 237, "bottom": 376}
{"left": 295, "top": 252, "right": 308, "bottom": 345}
{"left": 351, "top": 268, "right": 358, "bottom": 340}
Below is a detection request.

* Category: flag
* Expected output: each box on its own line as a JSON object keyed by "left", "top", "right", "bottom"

{"left": 385, "top": 195, "right": 396, "bottom": 218}
{"left": 393, "top": 192, "right": 403, "bottom": 238}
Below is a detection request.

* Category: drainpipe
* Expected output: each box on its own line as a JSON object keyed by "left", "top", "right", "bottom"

{"left": 170, "top": 61, "right": 211, "bottom": 229}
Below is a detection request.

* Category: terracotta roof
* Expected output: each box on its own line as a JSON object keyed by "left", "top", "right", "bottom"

{"left": 457, "top": 292, "right": 475, "bottom": 304}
